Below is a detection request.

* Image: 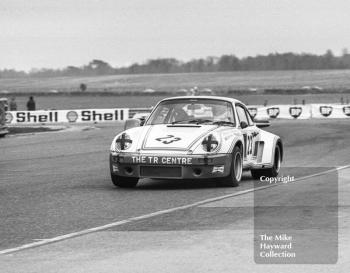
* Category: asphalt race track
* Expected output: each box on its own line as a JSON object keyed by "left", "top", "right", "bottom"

{"left": 0, "top": 119, "right": 350, "bottom": 273}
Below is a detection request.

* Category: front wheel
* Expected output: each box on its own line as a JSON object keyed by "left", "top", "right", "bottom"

{"left": 111, "top": 173, "right": 138, "bottom": 188}
{"left": 251, "top": 145, "right": 281, "bottom": 179}
{"left": 218, "top": 146, "right": 242, "bottom": 187}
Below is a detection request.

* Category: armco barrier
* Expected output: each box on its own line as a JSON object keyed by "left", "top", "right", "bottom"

{"left": 6, "top": 108, "right": 129, "bottom": 125}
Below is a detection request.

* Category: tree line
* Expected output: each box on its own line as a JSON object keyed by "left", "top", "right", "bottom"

{"left": 2, "top": 50, "right": 350, "bottom": 78}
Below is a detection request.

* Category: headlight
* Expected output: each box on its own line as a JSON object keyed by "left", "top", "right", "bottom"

{"left": 201, "top": 134, "right": 219, "bottom": 152}
{"left": 116, "top": 133, "right": 132, "bottom": 150}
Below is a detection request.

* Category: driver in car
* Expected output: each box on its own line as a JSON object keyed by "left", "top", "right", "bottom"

{"left": 212, "top": 104, "right": 232, "bottom": 122}
{"left": 172, "top": 105, "right": 189, "bottom": 122}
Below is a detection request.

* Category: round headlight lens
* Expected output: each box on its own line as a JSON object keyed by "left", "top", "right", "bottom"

{"left": 202, "top": 134, "right": 219, "bottom": 152}
{"left": 116, "top": 133, "right": 132, "bottom": 150}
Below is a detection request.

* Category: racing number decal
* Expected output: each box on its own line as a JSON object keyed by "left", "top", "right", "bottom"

{"left": 156, "top": 135, "right": 181, "bottom": 144}
{"left": 247, "top": 134, "right": 253, "bottom": 156}
{"left": 243, "top": 133, "right": 254, "bottom": 158}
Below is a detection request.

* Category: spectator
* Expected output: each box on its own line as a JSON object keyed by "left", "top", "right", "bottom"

{"left": 10, "top": 97, "right": 17, "bottom": 111}
{"left": 188, "top": 88, "right": 195, "bottom": 96}
{"left": 27, "top": 96, "right": 36, "bottom": 111}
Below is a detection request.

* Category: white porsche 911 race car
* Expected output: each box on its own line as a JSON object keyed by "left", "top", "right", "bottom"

{"left": 110, "top": 96, "right": 283, "bottom": 188}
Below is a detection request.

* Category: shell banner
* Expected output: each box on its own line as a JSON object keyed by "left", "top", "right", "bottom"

{"left": 5, "top": 108, "right": 129, "bottom": 124}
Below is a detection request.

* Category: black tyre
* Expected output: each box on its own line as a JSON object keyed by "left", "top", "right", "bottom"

{"left": 251, "top": 145, "right": 281, "bottom": 179}
{"left": 110, "top": 173, "right": 138, "bottom": 188}
{"left": 218, "top": 146, "right": 242, "bottom": 187}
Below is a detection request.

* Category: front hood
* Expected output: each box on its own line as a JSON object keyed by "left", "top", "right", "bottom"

{"left": 140, "top": 124, "right": 218, "bottom": 151}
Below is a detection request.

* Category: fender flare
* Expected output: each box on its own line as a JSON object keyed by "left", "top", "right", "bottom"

{"left": 228, "top": 135, "right": 244, "bottom": 155}
{"left": 234, "top": 140, "right": 243, "bottom": 154}
{"left": 274, "top": 137, "right": 283, "bottom": 163}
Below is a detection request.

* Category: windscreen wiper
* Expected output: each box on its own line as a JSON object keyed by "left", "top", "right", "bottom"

{"left": 211, "top": 120, "right": 235, "bottom": 126}
{"left": 171, "top": 119, "right": 212, "bottom": 125}
{"left": 188, "top": 119, "right": 213, "bottom": 124}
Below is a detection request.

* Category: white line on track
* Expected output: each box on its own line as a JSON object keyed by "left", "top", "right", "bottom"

{"left": 1, "top": 165, "right": 349, "bottom": 255}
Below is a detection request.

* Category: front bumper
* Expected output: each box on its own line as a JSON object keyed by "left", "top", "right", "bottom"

{"left": 109, "top": 153, "right": 232, "bottom": 179}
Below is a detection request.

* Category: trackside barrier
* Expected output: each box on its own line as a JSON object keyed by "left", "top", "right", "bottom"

{"left": 128, "top": 108, "right": 153, "bottom": 118}
{"left": 311, "top": 104, "right": 350, "bottom": 118}
{"left": 247, "top": 105, "right": 312, "bottom": 119}
{"left": 248, "top": 104, "right": 350, "bottom": 119}
{"left": 4, "top": 104, "right": 350, "bottom": 125}
{"left": 6, "top": 108, "right": 129, "bottom": 125}
{"left": 0, "top": 98, "right": 9, "bottom": 135}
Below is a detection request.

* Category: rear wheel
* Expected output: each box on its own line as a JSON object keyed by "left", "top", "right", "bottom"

{"left": 111, "top": 173, "right": 138, "bottom": 188}
{"left": 218, "top": 146, "right": 242, "bottom": 187}
{"left": 251, "top": 145, "right": 281, "bottom": 179}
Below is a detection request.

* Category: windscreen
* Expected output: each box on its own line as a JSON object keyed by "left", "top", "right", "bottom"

{"left": 146, "top": 99, "right": 235, "bottom": 125}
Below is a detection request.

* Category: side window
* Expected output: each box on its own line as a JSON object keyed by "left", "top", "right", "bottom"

{"left": 236, "top": 105, "right": 249, "bottom": 125}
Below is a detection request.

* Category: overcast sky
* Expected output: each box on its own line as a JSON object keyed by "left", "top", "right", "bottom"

{"left": 1, "top": 0, "right": 349, "bottom": 70}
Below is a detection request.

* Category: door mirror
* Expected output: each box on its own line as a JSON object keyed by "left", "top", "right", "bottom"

{"left": 240, "top": 121, "right": 248, "bottom": 129}
{"left": 124, "top": 119, "right": 141, "bottom": 130}
{"left": 254, "top": 118, "right": 270, "bottom": 128}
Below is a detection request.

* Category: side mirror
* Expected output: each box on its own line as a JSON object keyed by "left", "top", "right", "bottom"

{"left": 139, "top": 118, "right": 146, "bottom": 126}
{"left": 254, "top": 118, "right": 270, "bottom": 128}
{"left": 240, "top": 121, "right": 248, "bottom": 129}
{"left": 124, "top": 119, "right": 141, "bottom": 130}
